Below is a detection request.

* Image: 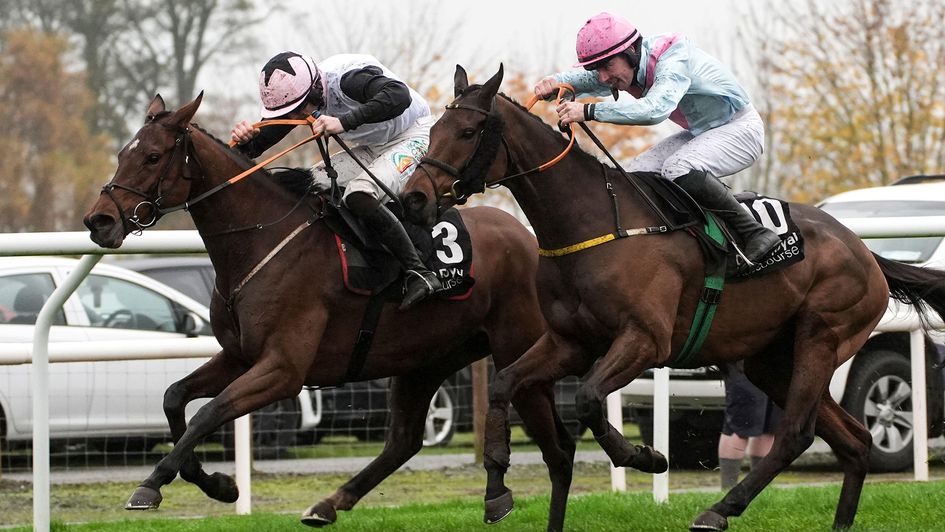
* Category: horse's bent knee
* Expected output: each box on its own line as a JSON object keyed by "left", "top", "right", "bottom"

{"left": 163, "top": 381, "right": 189, "bottom": 413}
{"left": 574, "top": 385, "right": 604, "bottom": 429}
{"left": 489, "top": 370, "right": 517, "bottom": 406}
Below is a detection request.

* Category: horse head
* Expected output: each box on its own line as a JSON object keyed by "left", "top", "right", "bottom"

{"left": 404, "top": 65, "right": 510, "bottom": 226}
{"left": 84, "top": 92, "right": 204, "bottom": 248}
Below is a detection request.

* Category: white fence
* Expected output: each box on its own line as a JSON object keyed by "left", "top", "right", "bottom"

{"left": 0, "top": 232, "right": 250, "bottom": 532}
{"left": 1, "top": 218, "right": 943, "bottom": 528}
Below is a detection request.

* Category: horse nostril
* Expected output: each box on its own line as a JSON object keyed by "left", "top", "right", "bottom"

{"left": 404, "top": 191, "right": 428, "bottom": 212}
{"left": 85, "top": 213, "right": 115, "bottom": 232}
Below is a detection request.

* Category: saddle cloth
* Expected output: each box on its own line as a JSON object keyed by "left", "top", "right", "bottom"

{"left": 332, "top": 207, "right": 475, "bottom": 300}
{"left": 729, "top": 193, "right": 805, "bottom": 279}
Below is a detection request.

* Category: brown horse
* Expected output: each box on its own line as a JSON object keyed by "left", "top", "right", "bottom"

{"left": 82, "top": 93, "right": 577, "bottom": 528}
{"left": 402, "top": 65, "right": 945, "bottom": 531}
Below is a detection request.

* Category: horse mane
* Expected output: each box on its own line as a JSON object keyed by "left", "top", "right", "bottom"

{"left": 188, "top": 122, "right": 320, "bottom": 198}
{"left": 496, "top": 93, "right": 609, "bottom": 170}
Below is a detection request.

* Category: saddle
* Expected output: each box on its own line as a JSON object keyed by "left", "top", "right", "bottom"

{"left": 633, "top": 172, "right": 805, "bottom": 280}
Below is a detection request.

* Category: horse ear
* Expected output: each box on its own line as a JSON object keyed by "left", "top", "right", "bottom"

{"left": 454, "top": 65, "right": 469, "bottom": 97}
{"left": 170, "top": 91, "right": 204, "bottom": 128}
{"left": 146, "top": 94, "right": 166, "bottom": 122}
{"left": 479, "top": 63, "right": 504, "bottom": 102}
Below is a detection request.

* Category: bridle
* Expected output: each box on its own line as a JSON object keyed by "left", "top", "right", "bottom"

{"left": 101, "top": 115, "right": 323, "bottom": 236}
{"left": 415, "top": 100, "right": 508, "bottom": 207}
{"left": 415, "top": 86, "right": 577, "bottom": 209}
{"left": 100, "top": 124, "right": 203, "bottom": 234}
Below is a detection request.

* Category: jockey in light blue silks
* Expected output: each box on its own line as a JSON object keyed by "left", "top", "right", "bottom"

{"left": 535, "top": 12, "right": 781, "bottom": 266}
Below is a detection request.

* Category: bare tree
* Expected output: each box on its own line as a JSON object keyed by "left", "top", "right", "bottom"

{"left": 292, "top": 0, "right": 483, "bottom": 103}
{"left": 740, "top": 0, "right": 945, "bottom": 202}
{"left": 6, "top": 0, "right": 280, "bottom": 145}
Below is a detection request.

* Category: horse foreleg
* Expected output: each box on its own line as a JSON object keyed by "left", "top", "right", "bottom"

{"left": 126, "top": 357, "right": 304, "bottom": 510}
{"left": 509, "top": 383, "right": 576, "bottom": 532}
{"left": 301, "top": 371, "right": 443, "bottom": 527}
{"left": 483, "top": 331, "right": 585, "bottom": 527}
{"left": 576, "top": 327, "right": 667, "bottom": 474}
{"left": 162, "top": 351, "right": 249, "bottom": 501}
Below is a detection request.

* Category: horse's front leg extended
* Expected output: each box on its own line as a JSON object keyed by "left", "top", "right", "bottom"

{"left": 162, "top": 351, "right": 249, "bottom": 503}
{"left": 126, "top": 357, "right": 303, "bottom": 510}
{"left": 483, "top": 331, "right": 585, "bottom": 527}
{"left": 576, "top": 326, "right": 668, "bottom": 474}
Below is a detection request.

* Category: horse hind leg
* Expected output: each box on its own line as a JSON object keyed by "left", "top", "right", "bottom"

{"left": 691, "top": 330, "right": 835, "bottom": 531}
{"left": 301, "top": 371, "right": 445, "bottom": 527}
{"left": 815, "top": 396, "right": 871, "bottom": 529}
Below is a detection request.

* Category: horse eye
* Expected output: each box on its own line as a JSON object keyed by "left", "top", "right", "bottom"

{"left": 146, "top": 153, "right": 161, "bottom": 164}
{"left": 460, "top": 128, "right": 477, "bottom": 139}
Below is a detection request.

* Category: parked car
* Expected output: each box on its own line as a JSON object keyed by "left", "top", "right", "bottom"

{"left": 115, "top": 256, "right": 587, "bottom": 447}
{"left": 623, "top": 179, "right": 945, "bottom": 471}
{"left": 0, "top": 256, "right": 319, "bottom": 459}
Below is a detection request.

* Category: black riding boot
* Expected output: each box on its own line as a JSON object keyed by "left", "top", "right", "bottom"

{"left": 360, "top": 204, "right": 443, "bottom": 310}
{"left": 674, "top": 170, "right": 781, "bottom": 266}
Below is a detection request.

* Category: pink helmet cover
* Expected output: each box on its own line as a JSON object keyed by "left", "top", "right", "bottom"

{"left": 258, "top": 52, "right": 319, "bottom": 118}
{"left": 574, "top": 12, "right": 640, "bottom": 68}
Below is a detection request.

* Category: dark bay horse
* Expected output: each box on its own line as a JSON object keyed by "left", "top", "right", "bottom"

{"left": 82, "top": 93, "right": 577, "bottom": 528}
{"left": 402, "top": 65, "right": 945, "bottom": 531}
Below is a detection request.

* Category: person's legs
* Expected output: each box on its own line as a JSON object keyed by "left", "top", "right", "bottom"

{"left": 673, "top": 171, "right": 781, "bottom": 266}
{"left": 340, "top": 117, "right": 440, "bottom": 310}
{"left": 625, "top": 131, "right": 693, "bottom": 174}
{"left": 718, "top": 432, "right": 749, "bottom": 490}
{"left": 627, "top": 107, "right": 779, "bottom": 266}
{"left": 747, "top": 434, "right": 775, "bottom": 469}
{"left": 346, "top": 191, "right": 441, "bottom": 309}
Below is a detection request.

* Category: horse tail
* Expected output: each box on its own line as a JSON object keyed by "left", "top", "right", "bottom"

{"left": 873, "top": 252, "right": 945, "bottom": 328}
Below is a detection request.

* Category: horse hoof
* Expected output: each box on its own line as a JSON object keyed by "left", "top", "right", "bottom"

{"left": 301, "top": 501, "right": 337, "bottom": 528}
{"left": 205, "top": 472, "right": 239, "bottom": 503}
{"left": 630, "top": 445, "right": 668, "bottom": 474}
{"left": 125, "top": 486, "right": 162, "bottom": 510}
{"left": 690, "top": 510, "right": 728, "bottom": 531}
{"left": 484, "top": 490, "right": 514, "bottom": 524}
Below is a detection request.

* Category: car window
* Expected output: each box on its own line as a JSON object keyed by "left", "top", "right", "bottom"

{"left": 141, "top": 266, "right": 213, "bottom": 307}
{"left": 0, "top": 273, "right": 66, "bottom": 325}
{"left": 78, "top": 274, "right": 178, "bottom": 332}
{"left": 858, "top": 236, "right": 943, "bottom": 263}
{"left": 820, "top": 200, "right": 945, "bottom": 263}
{"left": 819, "top": 200, "right": 945, "bottom": 218}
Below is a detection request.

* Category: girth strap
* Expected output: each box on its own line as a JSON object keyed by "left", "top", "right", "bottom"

{"left": 671, "top": 213, "right": 726, "bottom": 368}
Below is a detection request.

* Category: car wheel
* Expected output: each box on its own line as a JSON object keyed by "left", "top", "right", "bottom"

{"left": 422, "top": 382, "right": 456, "bottom": 447}
{"left": 224, "top": 398, "right": 300, "bottom": 459}
{"left": 842, "top": 350, "right": 913, "bottom": 472}
{"left": 639, "top": 410, "right": 722, "bottom": 470}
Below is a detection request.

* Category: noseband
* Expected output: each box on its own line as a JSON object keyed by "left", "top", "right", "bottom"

{"left": 100, "top": 125, "right": 202, "bottom": 233}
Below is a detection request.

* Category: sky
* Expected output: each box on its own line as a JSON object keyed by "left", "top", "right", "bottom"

{"left": 211, "top": 0, "right": 748, "bottom": 121}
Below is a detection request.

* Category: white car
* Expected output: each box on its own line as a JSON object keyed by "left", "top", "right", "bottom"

{"left": 0, "top": 256, "right": 319, "bottom": 456}
{"left": 622, "top": 178, "right": 945, "bottom": 471}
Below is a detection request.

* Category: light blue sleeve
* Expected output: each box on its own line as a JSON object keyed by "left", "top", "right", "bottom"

{"left": 591, "top": 44, "right": 692, "bottom": 126}
{"left": 551, "top": 70, "right": 613, "bottom": 98}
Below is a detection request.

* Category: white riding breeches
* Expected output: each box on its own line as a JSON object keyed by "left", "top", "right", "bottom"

{"left": 626, "top": 105, "right": 765, "bottom": 180}
{"left": 311, "top": 115, "right": 434, "bottom": 203}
